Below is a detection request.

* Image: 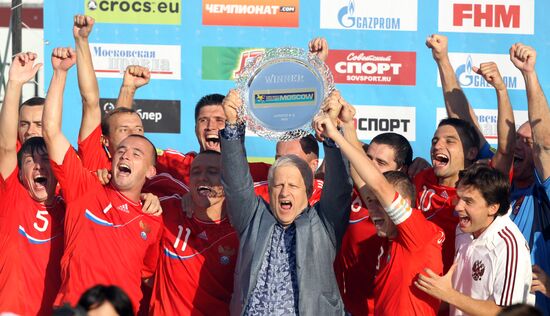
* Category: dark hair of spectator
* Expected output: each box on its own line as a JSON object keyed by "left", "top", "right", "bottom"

{"left": 371, "top": 132, "right": 413, "bottom": 170}
{"left": 17, "top": 137, "right": 47, "bottom": 169}
{"left": 77, "top": 284, "right": 133, "bottom": 316}
{"left": 299, "top": 134, "right": 319, "bottom": 158}
{"left": 458, "top": 164, "right": 510, "bottom": 216}
{"left": 498, "top": 303, "right": 542, "bottom": 316}
{"left": 19, "top": 96, "right": 45, "bottom": 109}
{"left": 101, "top": 107, "right": 139, "bottom": 136}
{"left": 194, "top": 93, "right": 225, "bottom": 121}
{"left": 383, "top": 171, "right": 416, "bottom": 207}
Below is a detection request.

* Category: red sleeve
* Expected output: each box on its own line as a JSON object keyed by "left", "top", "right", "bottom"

{"left": 155, "top": 149, "right": 196, "bottom": 186}
{"left": 249, "top": 162, "right": 271, "bottom": 183}
{"left": 77, "top": 124, "right": 111, "bottom": 172}
{"left": 253, "top": 182, "right": 270, "bottom": 202}
{"left": 386, "top": 193, "right": 445, "bottom": 251}
{"left": 50, "top": 146, "right": 101, "bottom": 203}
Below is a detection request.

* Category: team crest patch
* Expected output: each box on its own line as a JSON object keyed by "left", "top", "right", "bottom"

{"left": 140, "top": 220, "right": 151, "bottom": 240}
{"left": 472, "top": 260, "right": 485, "bottom": 281}
{"left": 218, "top": 245, "right": 235, "bottom": 265}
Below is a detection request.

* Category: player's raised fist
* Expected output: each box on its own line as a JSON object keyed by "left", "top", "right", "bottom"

{"left": 472, "top": 62, "right": 505, "bottom": 91}
{"left": 123, "top": 65, "right": 151, "bottom": 90}
{"left": 73, "top": 15, "right": 95, "bottom": 39}
{"left": 51, "top": 47, "right": 76, "bottom": 72}
{"left": 9, "top": 52, "right": 42, "bottom": 84}
{"left": 510, "top": 43, "right": 536, "bottom": 74}
{"left": 426, "top": 34, "right": 448, "bottom": 62}
{"left": 308, "top": 37, "right": 329, "bottom": 62}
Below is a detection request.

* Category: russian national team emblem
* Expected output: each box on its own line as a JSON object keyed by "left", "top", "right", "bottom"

{"left": 472, "top": 260, "right": 485, "bottom": 281}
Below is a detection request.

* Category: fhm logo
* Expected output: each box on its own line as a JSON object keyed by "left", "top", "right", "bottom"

{"left": 338, "top": 0, "right": 356, "bottom": 28}
{"left": 455, "top": 55, "right": 517, "bottom": 89}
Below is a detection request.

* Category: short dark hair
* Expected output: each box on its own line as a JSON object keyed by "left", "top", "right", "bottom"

{"left": 371, "top": 132, "right": 413, "bottom": 169}
{"left": 299, "top": 134, "right": 319, "bottom": 158}
{"left": 498, "top": 304, "right": 542, "bottom": 316}
{"left": 458, "top": 164, "right": 510, "bottom": 216}
{"left": 77, "top": 285, "right": 133, "bottom": 316}
{"left": 123, "top": 134, "right": 157, "bottom": 166}
{"left": 194, "top": 93, "right": 225, "bottom": 121}
{"left": 17, "top": 137, "right": 47, "bottom": 169}
{"left": 438, "top": 118, "right": 480, "bottom": 155}
{"left": 19, "top": 97, "right": 45, "bottom": 110}
{"left": 383, "top": 171, "right": 416, "bottom": 207}
{"left": 101, "top": 107, "right": 140, "bottom": 136}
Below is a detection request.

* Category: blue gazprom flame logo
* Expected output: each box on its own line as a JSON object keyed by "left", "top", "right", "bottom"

{"left": 338, "top": 0, "right": 356, "bottom": 28}
{"left": 455, "top": 55, "right": 474, "bottom": 87}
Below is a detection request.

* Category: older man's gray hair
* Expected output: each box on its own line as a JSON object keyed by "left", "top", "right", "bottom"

{"left": 268, "top": 154, "right": 314, "bottom": 199}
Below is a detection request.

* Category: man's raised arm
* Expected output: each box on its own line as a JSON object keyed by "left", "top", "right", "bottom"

{"left": 116, "top": 65, "right": 151, "bottom": 109}
{"left": 0, "top": 53, "right": 42, "bottom": 178}
{"left": 73, "top": 15, "right": 100, "bottom": 142}
{"left": 473, "top": 62, "right": 515, "bottom": 174}
{"left": 219, "top": 89, "right": 259, "bottom": 234}
{"left": 42, "top": 47, "right": 76, "bottom": 164}
{"left": 427, "top": 34, "right": 489, "bottom": 153}
{"left": 511, "top": 43, "right": 550, "bottom": 180}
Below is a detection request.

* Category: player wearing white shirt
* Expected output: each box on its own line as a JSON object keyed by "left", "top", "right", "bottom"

{"left": 415, "top": 164, "right": 534, "bottom": 315}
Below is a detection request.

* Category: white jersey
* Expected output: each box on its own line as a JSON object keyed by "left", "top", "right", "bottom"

{"left": 451, "top": 215, "right": 535, "bottom": 315}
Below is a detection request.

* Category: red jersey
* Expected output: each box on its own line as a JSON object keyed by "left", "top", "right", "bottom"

{"left": 374, "top": 195, "right": 444, "bottom": 316}
{"left": 150, "top": 195, "right": 238, "bottom": 316}
{"left": 78, "top": 124, "right": 269, "bottom": 184}
{"left": 334, "top": 190, "right": 381, "bottom": 316}
{"left": 0, "top": 168, "right": 64, "bottom": 316}
{"left": 414, "top": 168, "right": 458, "bottom": 272}
{"left": 51, "top": 148, "right": 163, "bottom": 312}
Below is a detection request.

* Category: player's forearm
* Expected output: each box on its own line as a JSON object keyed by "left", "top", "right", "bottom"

{"left": 75, "top": 38, "right": 99, "bottom": 109}
{"left": 43, "top": 71, "right": 71, "bottom": 164}
{"left": 116, "top": 85, "right": 136, "bottom": 109}
{"left": 445, "top": 289, "right": 501, "bottom": 316}
{"left": 524, "top": 70, "right": 550, "bottom": 179}
{"left": 342, "top": 121, "right": 367, "bottom": 189}
{"left": 332, "top": 132, "right": 395, "bottom": 207}
{"left": 0, "top": 80, "right": 23, "bottom": 151}
{"left": 492, "top": 87, "right": 515, "bottom": 174}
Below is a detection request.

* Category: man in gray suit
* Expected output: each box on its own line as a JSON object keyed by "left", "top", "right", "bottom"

{"left": 220, "top": 89, "right": 352, "bottom": 315}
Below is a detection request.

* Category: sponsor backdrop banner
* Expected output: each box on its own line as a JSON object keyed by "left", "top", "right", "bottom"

{"left": 44, "top": 0, "right": 550, "bottom": 161}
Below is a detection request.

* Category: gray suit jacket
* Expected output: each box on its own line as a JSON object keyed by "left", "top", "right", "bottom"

{"left": 221, "top": 134, "right": 352, "bottom": 316}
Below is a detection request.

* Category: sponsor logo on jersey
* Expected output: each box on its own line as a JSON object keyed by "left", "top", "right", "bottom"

{"left": 438, "top": 0, "right": 534, "bottom": 34}
{"left": 202, "top": 0, "right": 299, "bottom": 27}
{"left": 320, "top": 0, "right": 417, "bottom": 31}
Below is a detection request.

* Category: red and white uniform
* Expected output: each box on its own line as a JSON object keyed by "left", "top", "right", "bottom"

{"left": 0, "top": 169, "right": 64, "bottom": 316}
{"left": 414, "top": 168, "right": 458, "bottom": 272}
{"left": 451, "top": 215, "right": 534, "bottom": 315}
{"left": 51, "top": 148, "right": 163, "bottom": 312}
{"left": 334, "top": 190, "right": 381, "bottom": 316}
{"left": 254, "top": 179, "right": 324, "bottom": 205}
{"left": 374, "top": 193, "right": 444, "bottom": 316}
{"left": 149, "top": 195, "right": 238, "bottom": 315}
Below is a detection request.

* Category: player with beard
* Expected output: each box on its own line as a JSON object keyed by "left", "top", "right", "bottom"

{"left": 149, "top": 151, "right": 238, "bottom": 315}
{"left": 315, "top": 109, "right": 444, "bottom": 316}
{"left": 0, "top": 52, "right": 65, "bottom": 316}
{"left": 42, "top": 47, "right": 163, "bottom": 313}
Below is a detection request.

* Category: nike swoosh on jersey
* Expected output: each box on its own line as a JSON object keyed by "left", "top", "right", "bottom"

{"left": 349, "top": 215, "right": 370, "bottom": 224}
{"left": 18, "top": 225, "right": 61, "bottom": 244}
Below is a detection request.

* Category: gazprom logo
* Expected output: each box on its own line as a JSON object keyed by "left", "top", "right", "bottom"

{"left": 455, "top": 55, "right": 517, "bottom": 89}
{"left": 338, "top": 0, "right": 356, "bottom": 28}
